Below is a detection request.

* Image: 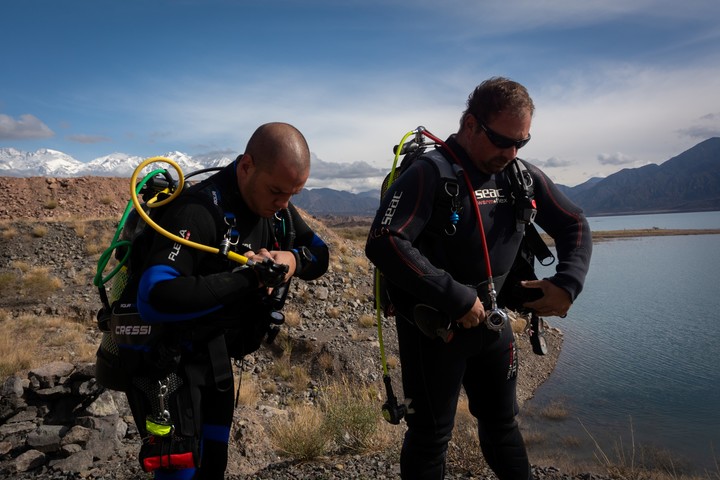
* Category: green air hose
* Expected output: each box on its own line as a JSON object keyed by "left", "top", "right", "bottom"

{"left": 93, "top": 167, "right": 170, "bottom": 289}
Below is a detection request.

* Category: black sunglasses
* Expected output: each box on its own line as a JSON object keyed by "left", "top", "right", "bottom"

{"left": 479, "top": 122, "right": 531, "bottom": 150}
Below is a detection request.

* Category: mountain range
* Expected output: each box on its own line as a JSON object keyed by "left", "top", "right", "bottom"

{"left": 0, "top": 147, "right": 234, "bottom": 178}
{"left": 2, "top": 137, "right": 719, "bottom": 217}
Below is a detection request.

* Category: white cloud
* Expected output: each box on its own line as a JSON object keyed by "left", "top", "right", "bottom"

{"left": 524, "top": 60, "right": 720, "bottom": 185}
{"left": 0, "top": 113, "right": 54, "bottom": 140}
{"left": 597, "top": 152, "right": 638, "bottom": 166}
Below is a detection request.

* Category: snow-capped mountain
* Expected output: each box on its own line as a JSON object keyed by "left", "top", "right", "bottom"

{"left": 0, "top": 147, "right": 235, "bottom": 178}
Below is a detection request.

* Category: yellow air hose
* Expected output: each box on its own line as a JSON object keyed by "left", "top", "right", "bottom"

{"left": 375, "top": 130, "right": 415, "bottom": 376}
{"left": 128, "top": 157, "right": 253, "bottom": 267}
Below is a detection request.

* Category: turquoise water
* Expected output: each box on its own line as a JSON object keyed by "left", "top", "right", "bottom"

{"left": 523, "top": 212, "right": 720, "bottom": 473}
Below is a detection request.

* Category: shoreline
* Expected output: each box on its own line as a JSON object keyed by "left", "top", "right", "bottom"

{"left": 538, "top": 228, "right": 720, "bottom": 245}
{"left": 589, "top": 227, "right": 720, "bottom": 239}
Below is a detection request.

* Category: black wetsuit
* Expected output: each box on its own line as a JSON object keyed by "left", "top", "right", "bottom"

{"left": 131, "top": 161, "right": 329, "bottom": 480}
{"left": 365, "top": 136, "right": 591, "bottom": 479}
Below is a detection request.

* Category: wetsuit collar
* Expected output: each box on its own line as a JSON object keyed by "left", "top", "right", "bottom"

{"left": 445, "top": 134, "right": 515, "bottom": 177}
{"left": 208, "top": 162, "right": 257, "bottom": 220}
{"left": 443, "top": 135, "right": 485, "bottom": 177}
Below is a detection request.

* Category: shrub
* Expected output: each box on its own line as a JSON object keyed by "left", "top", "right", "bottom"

{"left": 358, "top": 312, "right": 375, "bottom": 328}
{"left": 234, "top": 372, "right": 259, "bottom": 406}
{"left": 31, "top": 225, "right": 48, "bottom": 238}
{"left": 283, "top": 309, "right": 302, "bottom": 328}
{"left": 539, "top": 400, "right": 569, "bottom": 421}
{"left": 0, "top": 311, "right": 95, "bottom": 377}
{"left": 0, "top": 265, "right": 63, "bottom": 305}
{"left": 22, "top": 267, "right": 63, "bottom": 302}
{"left": 0, "top": 226, "right": 18, "bottom": 240}
{"left": 269, "top": 405, "right": 329, "bottom": 460}
{"left": 320, "top": 378, "right": 382, "bottom": 454}
{"left": 267, "top": 377, "right": 398, "bottom": 462}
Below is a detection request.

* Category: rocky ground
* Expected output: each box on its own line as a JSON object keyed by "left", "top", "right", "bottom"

{"left": 0, "top": 176, "right": 601, "bottom": 479}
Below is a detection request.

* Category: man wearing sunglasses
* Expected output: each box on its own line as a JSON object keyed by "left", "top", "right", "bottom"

{"left": 366, "top": 77, "right": 592, "bottom": 479}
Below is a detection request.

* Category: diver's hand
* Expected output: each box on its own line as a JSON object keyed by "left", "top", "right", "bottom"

{"left": 521, "top": 279, "right": 571, "bottom": 317}
{"left": 456, "top": 297, "right": 485, "bottom": 329}
{"left": 244, "top": 249, "right": 271, "bottom": 263}
{"left": 244, "top": 249, "right": 290, "bottom": 287}
{"left": 268, "top": 250, "right": 296, "bottom": 281}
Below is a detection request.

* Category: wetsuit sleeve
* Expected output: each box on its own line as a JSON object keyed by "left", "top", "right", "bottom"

{"left": 287, "top": 203, "right": 329, "bottom": 280}
{"left": 527, "top": 161, "right": 592, "bottom": 301}
{"left": 137, "top": 200, "right": 260, "bottom": 323}
{"left": 365, "top": 160, "right": 478, "bottom": 320}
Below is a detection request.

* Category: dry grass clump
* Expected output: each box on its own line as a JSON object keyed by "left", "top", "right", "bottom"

{"left": 358, "top": 312, "right": 375, "bottom": 328}
{"left": 321, "top": 378, "right": 383, "bottom": 454}
{"left": 266, "top": 333, "right": 312, "bottom": 394}
{"left": 269, "top": 376, "right": 400, "bottom": 461}
{"left": 0, "top": 310, "right": 96, "bottom": 378}
{"left": 0, "top": 225, "right": 19, "bottom": 240}
{"left": 316, "top": 351, "right": 335, "bottom": 373}
{"left": 539, "top": 400, "right": 570, "bottom": 421}
{"left": 283, "top": 309, "right": 302, "bottom": 328}
{"left": 0, "top": 263, "right": 63, "bottom": 305}
{"left": 326, "top": 306, "right": 341, "bottom": 319}
{"left": 329, "top": 241, "right": 369, "bottom": 274}
{"left": 269, "top": 404, "right": 328, "bottom": 460}
{"left": 385, "top": 355, "right": 399, "bottom": 370}
{"left": 31, "top": 225, "right": 48, "bottom": 238}
{"left": 234, "top": 371, "right": 260, "bottom": 406}
{"left": 83, "top": 221, "right": 117, "bottom": 256}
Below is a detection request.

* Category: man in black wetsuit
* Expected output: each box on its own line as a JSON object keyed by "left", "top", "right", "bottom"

{"left": 131, "top": 122, "right": 329, "bottom": 479}
{"left": 365, "top": 78, "right": 592, "bottom": 479}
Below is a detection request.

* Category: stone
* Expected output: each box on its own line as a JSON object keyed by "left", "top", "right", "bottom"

{"left": 14, "top": 449, "right": 46, "bottom": 472}
{"left": 26, "top": 425, "right": 65, "bottom": 453}
{"left": 84, "top": 389, "right": 118, "bottom": 417}
{"left": 49, "top": 449, "right": 93, "bottom": 473}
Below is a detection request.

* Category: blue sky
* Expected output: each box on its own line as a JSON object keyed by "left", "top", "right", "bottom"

{"left": 2, "top": 0, "right": 719, "bottom": 192}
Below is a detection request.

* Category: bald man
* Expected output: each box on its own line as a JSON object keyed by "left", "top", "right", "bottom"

{"left": 126, "top": 122, "right": 329, "bottom": 479}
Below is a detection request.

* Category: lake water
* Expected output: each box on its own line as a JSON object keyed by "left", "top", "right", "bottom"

{"left": 587, "top": 210, "right": 720, "bottom": 231}
{"left": 522, "top": 211, "right": 720, "bottom": 473}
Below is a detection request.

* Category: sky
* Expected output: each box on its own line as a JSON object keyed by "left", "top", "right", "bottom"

{"left": 2, "top": 0, "right": 720, "bottom": 192}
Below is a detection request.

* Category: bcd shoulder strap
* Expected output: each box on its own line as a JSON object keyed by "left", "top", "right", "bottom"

{"left": 416, "top": 148, "right": 464, "bottom": 237}
{"left": 505, "top": 159, "right": 554, "bottom": 266}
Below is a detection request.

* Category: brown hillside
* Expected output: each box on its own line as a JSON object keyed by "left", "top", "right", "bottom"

{"left": 0, "top": 176, "right": 131, "bottom": 221}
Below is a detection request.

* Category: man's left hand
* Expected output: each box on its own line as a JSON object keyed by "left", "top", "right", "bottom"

{"left": 268, "top": 250, "right": 296, "bottom": 282}
{"left": 521, "top": 279, "right": 571, "bottom": 317}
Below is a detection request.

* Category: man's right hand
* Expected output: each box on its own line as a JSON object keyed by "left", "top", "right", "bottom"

{"left": 456, "top": 297, "right": 486, "bottom": 329}
{"left": 244, "top": 249, "right": 287, "bottom": 288}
